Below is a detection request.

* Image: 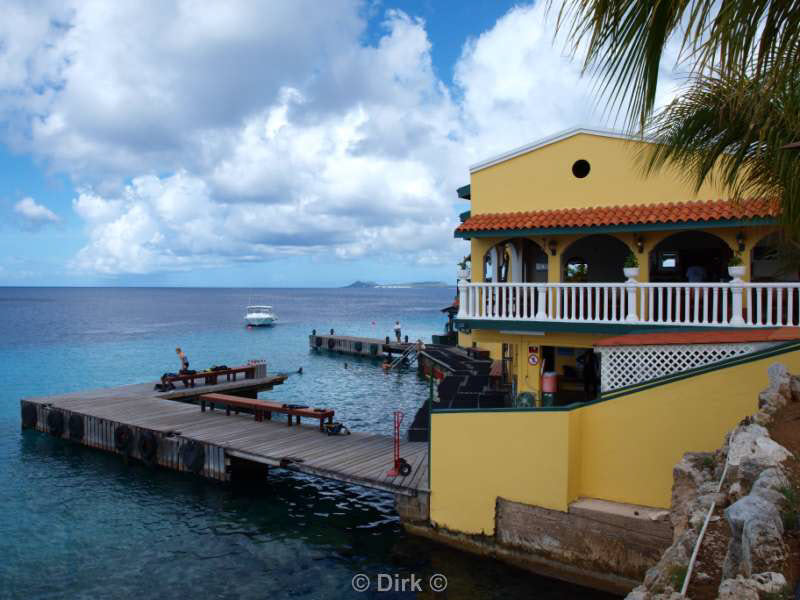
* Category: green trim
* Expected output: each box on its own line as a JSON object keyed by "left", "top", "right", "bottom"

{"left": 431, "top": 339, "right": 800, "bottom": 414}
{"left": 454, "top": 217, "right": 776, "bottom": 239}
{"left": 432, "top": 402, "right": 585, "bottom": 413}
{"left": 459, "top": 210, "right": 471, "bottom": 223}
{"left": 433, "top": 406, "right": 538, "bottom": 413}
{"left": 428, "top": 372, "right": 433, "bottom": 491}
{"left": 457, "top": 184, "right": 471, "bottom": 200}
{"left": 454, "top": 318, "right": 749, "bottom": 335}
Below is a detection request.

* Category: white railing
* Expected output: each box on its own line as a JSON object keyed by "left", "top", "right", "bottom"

{"left": 456, "top": 281, "right": 800, "bottom": 328}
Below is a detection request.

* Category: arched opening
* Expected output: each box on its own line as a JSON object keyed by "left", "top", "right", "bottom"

{"left": 556, "top": 235, "right": 632, "bottom": 322}
{"left": 519, "top": 239, "right": 548, "bottom": 283}
{"left": 561, "top": 235, "right": 631, "bottom": 283}
{"left": 483, "top": 245, "right": 509, "bottom": 283}
{"left": 483, "top": 239, "right": 548, "bottom": 283}
{"left": 649, "top": 231, "right": 732, "bottom": 283}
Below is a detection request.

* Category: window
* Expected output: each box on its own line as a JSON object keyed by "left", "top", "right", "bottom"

{"left": 572, "top": 159, "right": 591, "bottom": 178}
{"left": 659, "top": 252, "right": 678, "bottom": 270}
{"left": 564, "top": 257, "right": 588, "bottom": 282}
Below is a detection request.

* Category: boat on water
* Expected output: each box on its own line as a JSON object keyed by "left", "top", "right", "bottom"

{"left": 244, "top": 305, "right": 277, "bottom": 327}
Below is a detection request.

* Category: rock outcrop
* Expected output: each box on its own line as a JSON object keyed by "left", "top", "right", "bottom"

{"left": 625, "top": 365, "right": 798, "bottom": 599}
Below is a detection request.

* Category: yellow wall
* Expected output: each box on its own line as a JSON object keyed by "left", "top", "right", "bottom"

{"left": 430, "top": 411, "right": 574, "bottom": 534}
{"left": 470, "top": 132, "right": 726, "bottom": 215}
{"left": 429, "top": 347, "right": 800, "bottom": 534}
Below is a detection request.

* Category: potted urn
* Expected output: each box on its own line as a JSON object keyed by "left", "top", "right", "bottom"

{"left": 728, "top": 252, "right": 745, "bottom": 279}
{"left": 623, "top": 253, "right": 640, "bottom": 280}
{"left": 457, "top": 256, "right": 471, "bottom": 280}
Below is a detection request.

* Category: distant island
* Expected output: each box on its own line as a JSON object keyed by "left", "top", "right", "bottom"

{"left": 344, "top": 280, "right": 451, "bottom": 289}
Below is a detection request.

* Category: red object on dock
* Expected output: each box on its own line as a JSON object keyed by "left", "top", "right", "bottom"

{"left": 387, "top": 411, "right": 411, "bottom": 477}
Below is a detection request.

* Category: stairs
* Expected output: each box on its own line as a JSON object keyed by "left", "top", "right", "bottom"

{"left": 388, "top": 345, "right": 417, "bottom": 370}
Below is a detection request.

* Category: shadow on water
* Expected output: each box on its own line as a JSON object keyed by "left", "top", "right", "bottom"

{"left": 12, "top": 431, "right": 618, "bottom": 600}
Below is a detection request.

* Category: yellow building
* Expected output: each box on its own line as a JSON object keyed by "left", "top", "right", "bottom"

{"left": 422, "top": 129, "right": 800, "bottom": 588}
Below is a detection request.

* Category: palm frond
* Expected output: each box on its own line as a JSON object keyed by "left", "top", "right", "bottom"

{"left": 553, "top": 0, "right": 800, "bottom": 128}
{"left": 642, "top": 67, "right": 800, "bottom": 242}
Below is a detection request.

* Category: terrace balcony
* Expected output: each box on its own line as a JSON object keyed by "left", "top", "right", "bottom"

{"left": 455, "top": 280, "right": 800, "bottom": 329}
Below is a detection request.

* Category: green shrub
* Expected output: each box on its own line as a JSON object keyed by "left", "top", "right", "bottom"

{"left": 624, "top": 253, "right": 639, "bottom": 268}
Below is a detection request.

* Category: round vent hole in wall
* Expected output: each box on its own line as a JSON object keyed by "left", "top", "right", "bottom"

{"left": 572, "top": 159, "right": 590, "bottom": 178}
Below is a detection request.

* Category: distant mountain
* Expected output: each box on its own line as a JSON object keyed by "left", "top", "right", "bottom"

{"left": 344, "top": 280, "right": 450, "bottom": 288}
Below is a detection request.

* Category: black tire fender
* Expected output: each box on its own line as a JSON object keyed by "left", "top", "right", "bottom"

{"left": 138, "top": 430, "right": 159, "bottom": 464}
{"left": 21, "top": 403, "right": 38, "bottom": 429}
{"left": 47, "top": 410, "right": 65, "bottom": 437}
{"left": 398, "top": 459, "right": 412, "bottom": 477}
{"left": 315, "top": 337, "right": 323, "bottom": 347}
{"left": 114, "top": 425, "right": 134, "bottom": 453}
{"left": 68, "top": 414, "right": 85, "bottom": 440}
{"left": 181, "top": 440, "right": 205, "bottom": 473}
{"left": 354, "top": 341, "right": 363, "bottom": 352}
{"left": 327, "top": 338, "right": 335, "bottom": 350}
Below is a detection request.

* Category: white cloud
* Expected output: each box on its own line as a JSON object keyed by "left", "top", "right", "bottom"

{"left": 13, "top": 197, "right": 60, "bottom": 226}
{"left": 454, "top": 3, "right": 599, "bottom": 155}
{"left": 0, "top": 1, "right": 683, "bottom": 276}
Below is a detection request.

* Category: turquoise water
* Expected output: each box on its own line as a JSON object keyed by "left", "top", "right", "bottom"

{"left": 0, "top": 287, "right": 613, "bottom": 599}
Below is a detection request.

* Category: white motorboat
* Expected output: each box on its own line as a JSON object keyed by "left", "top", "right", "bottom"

{"left": 244, "top": 305, "right": 277, "bottom": 327}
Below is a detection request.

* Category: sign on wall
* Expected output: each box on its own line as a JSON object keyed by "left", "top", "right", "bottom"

{"left": 528, "top": 346, "right": 539, "bottom": 366}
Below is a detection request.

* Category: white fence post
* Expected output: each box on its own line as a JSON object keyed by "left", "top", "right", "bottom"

{"left": 626, "top": 278, "right": 639, "bottom": 322}
{"left": 457, "top": 280, "right": 468, "bottom": 318}
{"left": 730, "top": 277, "right": 745, "bottom": 326}
{"left": 535, "top": 286, "right": 548, "bottom": 319}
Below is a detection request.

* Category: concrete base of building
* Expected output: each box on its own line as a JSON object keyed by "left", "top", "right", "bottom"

{"left": 400, "top": 495, "right": 671, "bottom": 596}
{"left": 395, "top": 491, "right": 431, "bottom": 523}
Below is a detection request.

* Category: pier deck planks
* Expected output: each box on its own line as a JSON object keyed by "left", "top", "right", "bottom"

{"left": 21, "top": 377, "right": 428, "bottom": 496}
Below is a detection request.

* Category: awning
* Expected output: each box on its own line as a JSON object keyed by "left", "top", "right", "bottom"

{"left": 455, "top": 198, "right": 779, "bottom": 237}
{"left": 595, "top": 327, "right": 800, "bottom": 347}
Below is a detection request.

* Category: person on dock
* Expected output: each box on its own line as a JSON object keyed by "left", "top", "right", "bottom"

{"left": 176, "top": 347, "right": 190, "bottom": 373}
{"left": 394, "top": 321, "right": 402, "bottom": 343}
{"left": 581, "top": 349, "right": 599, "bottom": 400}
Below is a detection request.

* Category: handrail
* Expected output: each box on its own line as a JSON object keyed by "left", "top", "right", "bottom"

{"left": 680, "top": 436, "right": 734, "bottom": 596}
{"left": 389, "top": 345, "right": 417, "bottom": 370}
{"left": 456, "top": 280, "right": 800, "bottom": 328}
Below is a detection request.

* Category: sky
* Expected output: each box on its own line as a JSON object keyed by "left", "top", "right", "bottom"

{"left": 0, "top": 0, "right": 681, "bottom": 287}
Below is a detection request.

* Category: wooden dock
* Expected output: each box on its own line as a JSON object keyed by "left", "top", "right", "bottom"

{"left": 20, "top": 376, "right": 429, "bottom": 497}
{"left": 309, "top": 333, "right": 415, "bottom": 358}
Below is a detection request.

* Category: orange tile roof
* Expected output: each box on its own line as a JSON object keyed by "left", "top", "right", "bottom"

{"left": 595, "top": 327, "right": 800, "bottom": 347}
{"left": 455, "top": 198, "right": 779, "bottom": 233}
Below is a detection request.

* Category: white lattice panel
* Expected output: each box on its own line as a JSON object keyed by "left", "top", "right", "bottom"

{"left": 596, "top": 342, "right": 777, "bottom": 392}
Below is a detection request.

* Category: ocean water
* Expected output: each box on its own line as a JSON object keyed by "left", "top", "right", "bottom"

{"left": 0, "top": 287, "right": 614, "bottom": 599}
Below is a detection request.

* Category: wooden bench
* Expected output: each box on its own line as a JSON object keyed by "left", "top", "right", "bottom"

{"left": 199, "top": 393, "right": 334, "bottom": 431}
{"left": 167, "top": 366, "right": 256, "bottom": 388}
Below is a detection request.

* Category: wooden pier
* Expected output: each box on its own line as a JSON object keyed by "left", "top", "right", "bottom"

{"left": 19, "top": 376, "right": 429, "bottom": 497}
{"left": 309, "top": 332, "right": 415, "bottom": 358}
